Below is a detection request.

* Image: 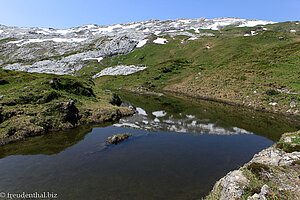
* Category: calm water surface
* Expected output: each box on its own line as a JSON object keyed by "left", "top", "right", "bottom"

{"left": 0, "top": 93, "right": 299, "bottom": 200}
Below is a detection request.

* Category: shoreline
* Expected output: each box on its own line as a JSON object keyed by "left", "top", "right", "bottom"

{"left": 118, "top": 88, "right": 300, "bottom": 120}
{"left": 163, "top": 89, "right": 300, "bottom": 119}
{"left": 0, "top": 106, "right": 134, "bottom": 146}
{"left": 205, "top": 130, "right": 300, "bottom": 200}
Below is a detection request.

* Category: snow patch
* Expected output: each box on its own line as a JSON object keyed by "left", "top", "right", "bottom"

{"left": 238, "top": 20, "right": 276, "bottom": 27}
{"left": 82, "top": 57, "right": 103, "bottom": 62}
{"left": 136, "top": 39, "right": 148, "bottom": 48}
{"left": 153, "top": 38, "right": 168, "bottom": 44}
{"left": 188, "top": 37, "right": 198, "bottom": 41}
{"left": 269, "top": 102, "right": 278, "bottom": 106}
{"left": 152, "top": 111, "right": 167, "bottom": 117}
{"left": 55, "top": 29, "right": 75, "bottom": 35}
{"left": 142, "top": 120, "right": 149, "bottom": 124}
{"left": 192, "top": 27, "right": 200, "bottom": 33}
{"left": 8, "top": 38, "right": 87, "bottom": 46}
{"left": 136, "top": 107, "right": 147, "bottom": 116}
{"left": 92, "top": 65, "right": 147, "bottom": 78}
{"left": 154, "top": 118, "right": 160, "bottom": 122}
{"left": 7, "top": 40, "right": 24, "bottom": 44}
{"left": 186, "top": 115, "right": 195, "bottom": 119}
{"left": 154, "top": 31, "right": 161, "bottom": 35}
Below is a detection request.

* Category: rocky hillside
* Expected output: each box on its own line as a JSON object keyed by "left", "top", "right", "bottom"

{"left": 0, "top": 17, "right": 299, "bottom": 122}
{"left": 92, "top": 20, "right": 299, "bottom": 116}
{"left": 0, "top": 18, "right": 276, "bottom": 75}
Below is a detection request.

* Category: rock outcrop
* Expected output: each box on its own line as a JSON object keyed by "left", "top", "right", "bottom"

{"left": 206, "top": 131, "right": 300, "bottom": 200}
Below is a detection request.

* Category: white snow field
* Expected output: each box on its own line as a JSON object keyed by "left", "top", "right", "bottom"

{"left": 153, "top": 38, "right": 168, "bottom": 44}
{"left": 92, "top": 65, "right": 148, "bottom": 78}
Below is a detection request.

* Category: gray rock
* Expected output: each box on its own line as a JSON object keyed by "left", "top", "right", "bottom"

{"left": 290, "top": 101, "right": 297, "bottom": 108}
{"left": 213, "top": 170, "right": 248, "bottom": 200}
{"left": 0, "top": 18, "right": 276, "bottom": 75}
{"left": 106, "top": 133, "right": 132, "bottom": 144}
{"left": 208, "top": 144, "right": 300, "bottom": 199}
{"left": 249, "top": 146, "right": 300, "bottom": 166}
{"left": 260, "top": 185, "right": 270, "bottom": 195}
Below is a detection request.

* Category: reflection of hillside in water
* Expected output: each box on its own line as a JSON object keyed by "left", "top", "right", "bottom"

{"left": 114, "top": 107, "right": 253, "bottom": 135}
{"left": 118, "top": 92, "right": 300, "bottom": 141}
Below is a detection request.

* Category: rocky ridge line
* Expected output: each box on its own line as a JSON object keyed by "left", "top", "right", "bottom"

{"left": 0, "top": 18, "right": 276, "bottom": 75}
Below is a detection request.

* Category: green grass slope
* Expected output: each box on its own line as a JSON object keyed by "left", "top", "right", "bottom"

{"left": 89, "top": 21, "right": 300, "bottom": 116}
{"left": 0, "top": 69, "right": 133, "bottom": 145}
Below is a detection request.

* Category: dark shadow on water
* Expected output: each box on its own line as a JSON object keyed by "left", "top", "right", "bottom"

{"left": 0, "top": 123, "right": 113, "bottom": 159}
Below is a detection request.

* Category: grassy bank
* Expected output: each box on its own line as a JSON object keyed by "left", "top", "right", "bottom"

{"left": 0, "top": 69, "right": 133, "bottom": 145}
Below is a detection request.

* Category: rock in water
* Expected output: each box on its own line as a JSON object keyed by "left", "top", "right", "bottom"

{"left": 106, "top": 133, "right": 132, "bottom": 144}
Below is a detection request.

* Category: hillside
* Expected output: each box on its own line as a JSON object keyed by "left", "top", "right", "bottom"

{"left": 0, "top": 69, "right": 133, "bottom": 144}
{"left": 0, "top": 18, "right": 299, "bottom": 143}
{"left": 92, "top": 21, "right": 300, "bottom": 116}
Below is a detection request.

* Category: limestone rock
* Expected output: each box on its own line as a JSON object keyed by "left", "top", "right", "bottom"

{"left": 249, "top": 146, "right": 300, "bottom": 166}
{"left": 213, "top": 170, "right": 248, "bottom": 200}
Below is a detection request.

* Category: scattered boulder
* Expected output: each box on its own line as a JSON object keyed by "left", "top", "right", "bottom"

{"left": 57, "top": 100, "right": 80, "bottom": 125}
{"left": 211, "top": 170, "right": 248, "bottom": 200}
{"left": 247, "top": 185, "right": 270, "bottom": 200}
{"left": 106, "top": 133, "right": 132, "bottom": 144}
{"left": 109, "top": 93, "right": 122, "bottom": 106}
{"left": 290, "top": 101, "right": 297, "bottom": 108}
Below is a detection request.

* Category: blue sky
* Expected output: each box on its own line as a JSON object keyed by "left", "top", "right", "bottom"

{"left": 0, "top": 0, "right": 299, "bottom": 28}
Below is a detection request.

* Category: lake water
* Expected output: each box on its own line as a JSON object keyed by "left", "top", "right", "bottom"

{"left": 0, "top": 93, "right": 299, "bottom": 200}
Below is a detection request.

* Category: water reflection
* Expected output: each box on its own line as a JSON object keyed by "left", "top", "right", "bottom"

{"left": 0, "top": 123, "right": 111, "bottom": 159}
{"left": 115, "top": 106, "right": 254, "bottom": 135}
{"left": 0, "top": 93, "right": 299, "bottom": 200}
{"left": 117, "top": 92, "right": 299, "bottom": 141}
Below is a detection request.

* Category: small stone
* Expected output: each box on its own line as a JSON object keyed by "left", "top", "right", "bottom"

{"left": 269, "top": 102, "right": 277, "bottom": 106}
{"left": 106, "top": 133, "right": 132, "bottom": 144}
{"left": 247, "top": 193, "right": 260, "bottom": 200}
{"left": 260, "top": 185, "right": 270, "bottom": 195}
{"left": 290, "top": 101, "right": 297, "bottom": 108}
{"left": 284, "top": 137, "right": 292, "bottom": 143}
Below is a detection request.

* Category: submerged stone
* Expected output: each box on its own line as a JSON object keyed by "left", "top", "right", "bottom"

{"left": 106, "top": 133, "right": 132, "bottom": 144}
